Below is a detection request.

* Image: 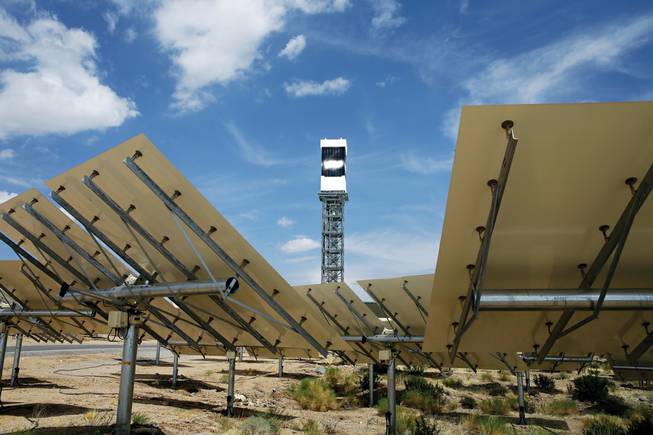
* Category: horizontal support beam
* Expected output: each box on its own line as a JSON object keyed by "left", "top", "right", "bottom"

{"left": 342, "top": 335, "right": 424, "bottom": 344}
{"left": 612, "top": 364, "right": 653, "bottom": 372}
{"left": 521, "top": 354, "right": 593, "bottom": 364}
{"left": 0, "top": 310, "right": 95, "bottom": 318}
{"left": 62, "top": 278, "right": 237, "bottom": 302}
{"left": 479, "top": 289, "right": 653, "bottom": 311}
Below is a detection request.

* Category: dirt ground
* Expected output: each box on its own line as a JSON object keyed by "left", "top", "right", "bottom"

{"left": 1, "top": 340, "right": 652, "bottom": 434}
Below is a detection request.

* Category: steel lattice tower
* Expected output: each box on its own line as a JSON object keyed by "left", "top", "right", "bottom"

{"left": 319, "top": 138, "right": 348, "bottom": 283}
{"left": 319, "top": 191, "right": 348, "bottom": 282}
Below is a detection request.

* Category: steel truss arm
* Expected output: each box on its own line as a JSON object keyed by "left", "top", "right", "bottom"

{"left": 537, "top": 163, "right": 653, "bottom": 363}
{"left": 366, "top": 285, "right": 409, "bottom": 335}
{"left": 490, "top": 352, "right": 516, "bottom": 375}
{"left": 334, "top": 287, "right": 379, "bottom": 335}
{"left": 449, "top": 121, "right": 518, "bottom": 363}
{"left": 401, "top": 281, "right": 429, "bottom": 318}
{"left": 124, "top": 154, "right": 330, "bottom": 357}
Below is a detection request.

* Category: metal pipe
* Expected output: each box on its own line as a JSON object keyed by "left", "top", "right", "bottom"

{"left": 521, "top": 355, "right": 593, "bottom": 364}
{"left": 480, "top": 289, "right": 653, "bottom": 311}
{"left": 116, "top": 323, "right": 139, "bottom": 435}
{"left": 342, "top": 335, "right": 424, "bottom": 343}
{"left": 10, "top": 333, "right": 23, "bottom": 386}
{"left": 226, "top": 355, "right": 236, "bottom": 417}
{"left": 0, "top": 329, "right": 7, "bottom": 383}
{"left": 172, "top": 353, "right": 178, "bottom": 386}
{"left": 277, "top": 357, "right": 284, "bottom": 377}
{"left": 368, "top": 363, "right": 374, "bottom": 407}
{"left": 517, "top": 371, "right": 526, "bottom": 425}
{"left": 0, "top": 310, "right": 95, "bottom": 318}
{"left": 612, "top": 364, "right": 653, "bottom": 372}
{"left": 387, "top": 357, "right": 396, "bottom": 435}
{"left": 62, "top": 279, "right": 236, "bottom": 302}
{"left": 155, "top": 341, "right": 161, "bottom": 365}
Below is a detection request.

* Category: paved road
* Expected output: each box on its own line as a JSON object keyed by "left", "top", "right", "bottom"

{"left": 3, "top": 343, "right": 159, "bottom": 356}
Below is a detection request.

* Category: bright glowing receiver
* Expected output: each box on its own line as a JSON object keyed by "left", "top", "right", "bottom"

{"left": 320, "top": 138, "right": 347, "bottom": 192}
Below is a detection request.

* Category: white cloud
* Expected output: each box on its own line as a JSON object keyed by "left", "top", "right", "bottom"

{"left": 370, "top": 0, "right": 405, "bottom": 31}
{"left": 400, "top": 153, "right": 452, "bottom": 174}
{"left": 281, "top": 236, "right": 320, "bottom": 253}
{"left": 284, "top": 77, "right": 350, "bottom": 97}
{"left": 224, "top": 121, "right": 282, "bottom": 166}
{"left": 0, "top": 9, "right": 138, "bottom": 139}
{"left": 279, "top": 34, "right": 306, "bottom": 60}
{"left": 103, "top": 11, "right": 118, "bottom": 34}
{"left": 153, "top": 0, "right": 348, "bottom": 112}
{"left": 0, "top": 149, "right": 15, "bottom": 159}
{"left": 0, "top": 190, "right": 17, "bottom": 204}
{"left": 124, "top": 28, "right": 137, "bottom": 43}
{"left": 277, "top": 216, "right": 295, "bottom": 227}
{"left": 459, "top": 0, "right": 469, "bottom": 14}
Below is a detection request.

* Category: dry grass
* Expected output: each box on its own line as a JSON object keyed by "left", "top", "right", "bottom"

{"left": 544, "top": 399, "right": 578, "bottom": 416}
{"left": 289, "top": 378, "right": 338, "bottom": 412}
{"left": 582, "top": 414, "right": 628, "bottom": 435}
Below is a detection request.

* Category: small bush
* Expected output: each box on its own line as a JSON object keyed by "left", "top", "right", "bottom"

{"left": 239, "top": 416, "right": 280, "bottom": 435}
{"left": 290, "top": 378, "right": 338, "bottom": 411}
{"left": 573, "top": 373, "right": 610, "bottom": 403}
{"left": 557, "top": 372, "right": 569, "bottom": 380}
{"left": 464, "top": 415, "right": 510, "bottom": 434}
{"left": 599, "top": 395, "right": 629, "bottom": 417}
{"left": 402, "top": 377, "right": 448, "bottom": 414}
{"left": 628, "top": 405, "right": 653, "bottom": 434}
{"left": 506, "top": 394, "right": 535, "bottom": 414}
{"left": 534, "top": 374, "right": 555, "bottom": 394}
{"left": 302, "top": 419, "right": 320, "bottom": 435}
{"left": 460, "top": 396, "right": 477, "bottom": 409}
{"left": 479, "top": 397, "right": 512, "bottom": 416}
{"left": 323, "top": 366, "right": 359, "bottom": 396}
{"left": 376, "top": 399, "right": 419, "bottom": 434}
{"left": 582, "top": 414, "right": 628, "bottom": 435}
{"left": 131, "top": 412, "right": 150, "bottom": 425}
{"left": 545, "top": 399, "right": 578, "bottom": 416}
{"left": 219, "top": 373, "right": 230, "bottom": 383}
{"left": 486, "top": 382, "right": 508, "bottom": 396}
{"left": 83, "top": 409, "right": 112, "bottom": 426}
{"left": 442, "top": 376, "right": 464, "bottom": 389}
{"left": 413, "top": 416, "right": 441, "bottom": 435}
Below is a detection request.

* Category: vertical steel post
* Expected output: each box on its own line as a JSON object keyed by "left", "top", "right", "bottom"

{"left": 172, "top": 353, "right": 179, "bottom": 386}
{"left": 10, "top": 333, "right": 23, "bottom": 386}
{"left": 238, "top": 346, "right": 244, "bottom": 362}
{"left": 517, "top": 371, "right": 526, "bottom": 425}
{"left": 155, "top": 341, "right": 161, "bottom": 366}
{"left": 368, "top": 363, "right": 374, "bottom": 406}
{"left": 226, "top": 355, "right": 236, "bottom": 417}
{"left": 387, "top": 358, "right": 396, "bottom": 435}
{"left": 277, "top": 357, "right": 284, "bottom": 377}
{"left": 525, "top": 370, "right": 530, "bottom": 392}
{"left": 116, "top": 323, "right": 139, "bottom": 435}
{"left": 0, "top": 328, "right": 7, "bottom": 383}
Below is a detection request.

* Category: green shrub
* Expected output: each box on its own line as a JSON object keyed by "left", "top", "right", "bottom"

{"left": 545, "top": 399, "right": 578, "bottom": 416}
{"left": 323, "top": 366, "right": 359, "bottom": 396}
{"left": 505, "top": 394, "right": 535, "bottom": 414}
{"left": 401, "top": 377, "right": 448, "bottom": 414}
{"left": 479, "top": 397, "right": 512, "bottom": 416}
{"left": 557, "top": 371, "right": 569, "bottom": 380}
{"left": 239, "top": 416, "right": 280, "bottom": 435}
{"left": 486, "top": 382, "right": 508, "bottom": 396}
{"left": 534, "top": 374, "right": 555, "bottom": 393}
{"left": 302, "top": 419, "right": 320, "bottom": 435}
{"left": 404, "top": 376, "right": 443, "bottom": 396}
{"left": 289, "top": 378, "right": 338, "bottom": 411}
{"left": 413, "top": 415, "right": 441, "bottom": 435}
{"left": 464, "top": 415, "right": 510, "bottom": 434}
{"left": 573, "top": 373, "right": 610, "bottom": 403}
{"left": 442, "top": 376, "right": 464, "bottom": 389}
{"left": 131, "top": 412, "right": 150, "bottom": 425}
{"left": 628, "top": 405, "right": 653, "bottom": 434}
{"left": 376, "top": 398, "right": 419, "bottom": 434}
{"left": 582, "top": 414, "right": 628, "bottom": 435}
{"left": 460, "top": 396, "right": 477, "bottom": 409}
{"left": 599, "top": 395, "right": 629, "bottom": 417}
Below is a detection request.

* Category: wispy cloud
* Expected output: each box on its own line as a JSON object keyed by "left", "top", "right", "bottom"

{"left": 399, "top": 153, "right": 452, "bottom": 174}
{"left": 459, "top": 0, "right": 469, "bottom": 14}
{"left": 370, "top": 0, "right": 406, "bottom": 31}
{"left": 277, "top": 216, "right": 295, "bottom": 228}
{"left": 284, "top": 254, "right": 318, "bottom": 264}
{"left": 223, "top": 121, "right": 282, "bottom": 166}
{"left": 279, "top": 34, "right": 306, "bottom": 60}
{"left": 284, "top": 77, "right": 350, "bottom": 97}
{"left": 0, "top": 149, "right": 15, "bottom": 159}
{"left": 281, "top": 236, "right": 320, "bottom": 253}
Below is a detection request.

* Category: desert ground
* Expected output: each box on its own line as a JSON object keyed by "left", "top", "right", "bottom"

{"left": 1, "top": 339, "right": 652, "bottom": 434}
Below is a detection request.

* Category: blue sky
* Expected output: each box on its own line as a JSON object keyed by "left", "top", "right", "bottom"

{"left": 0, "top": 0, "right": 652, "bottom": 292}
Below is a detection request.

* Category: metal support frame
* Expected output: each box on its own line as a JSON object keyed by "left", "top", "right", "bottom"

{"left": 172, "top": 353, "right": 179, "bottom": 386}
{"left": 65, "top": 280, "right": 233, "bottom": 302}
{"left": 521, "top": 354, "right": 593, "bottom": 364}
{"left": 10, "top": 333, "right": 22, "bottom": 386}
{"left": 116, "top": 322, "right": 139, "bottom": 435}
{"left": 401, "top": 281, "right": 428, "bottom": 318}
{"left": 0, "top": 327, "right": 7, "bottom": 383}
{"left": 449, "top": 121, "right": 518, "bottom": 362}
{"left": 155, "top": 341, "right": 161, "bottom": 365}
{"left": 386, "top": 356, "right": 397, "bottom": 435}
{"left": 277, "top": 357, "right": 284, "bottom": 377}
{"left": 517, "top": 371, "right": 526, "bottom": 425}
{"left": 456, "top": 352, "right": 478, "bottom": 373}
{"left": 366, "top": 286, "right": 409, "bottom": 335}
{"left": 318, "top": 191, "right": 348, "bottom": 283}
{"left": 335, "top": 287, "right": 378, "bottom": 334}
{"left": 490, "top": 352, "right": 516, "bottom": 375}
{"left": 226, "top": 354, "right": 236, "bottom": 417}
{"left": 124, "top": 155, "right": 329, "bottom": 356}
{"left": 368, "top": 363, "right": 374, "bottom": 407}
{"left": 0, "top": 310, "right": 95, "bottom": 318}
{"left": 538, "top": 164, "right": 653, "bottom": 363}
{"left": 343, "top": 335, "right": 424, "bottom": 343}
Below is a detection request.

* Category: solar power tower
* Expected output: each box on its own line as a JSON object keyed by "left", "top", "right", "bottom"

{"left": 319, "top": 138, "right": 348, "bottom": 283}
